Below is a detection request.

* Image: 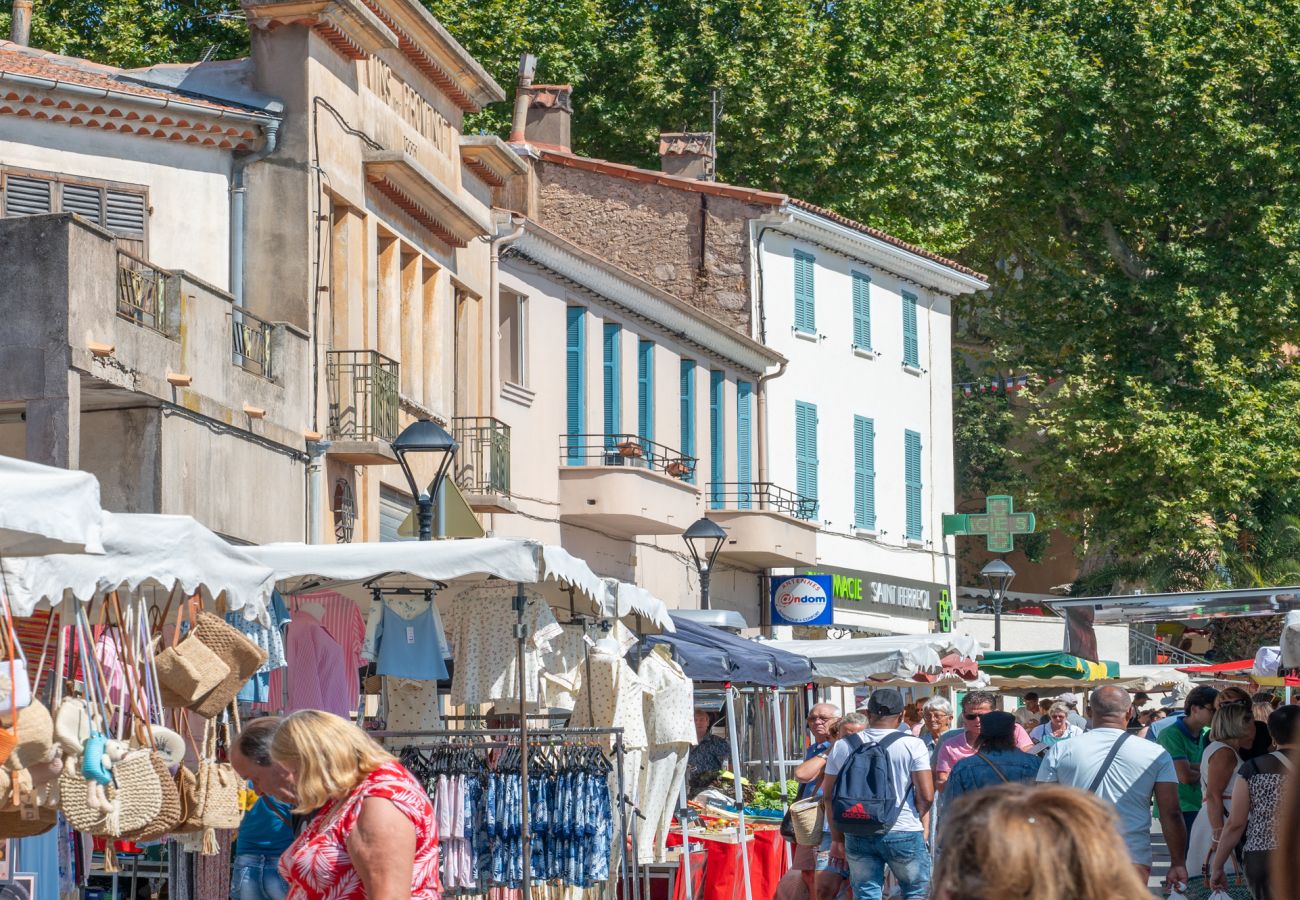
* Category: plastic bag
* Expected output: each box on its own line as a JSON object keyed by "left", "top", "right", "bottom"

{"left": 1166, "top": 886, "right": 1188, "bottom": 900}
{"left": 1208, "top": 892, "right": 1235, "bottom": 900}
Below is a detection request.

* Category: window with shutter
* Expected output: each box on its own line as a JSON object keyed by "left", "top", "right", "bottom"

{"left": 602, "top": 323, "right": 621, "bottom": 450}
{"left": 105, "top": 190, "right": 146, "bottom": 237}
{"left": 854, "top": 416, "right": 877, "bottom": 531}
{"left": 61, "top": 182, "right": 103, "bottom": 225}
{"left": 637, "top": 340, "right": 655, "bottom": 454}
{"left": 793, "top": 250, "right": 815, "bottom": 334}
{"left": 709, "top": 370, "right": 725, "bottom": 507}
{"left": 4, "top": 175, "right": 52, "bottom": 217}
{"left": 736, "top": 381, "right": 752, "bottom": 509}
{"left": 902, "top": 291, "right": 920, "bottom": 367}
{"left": 679, "top": 360, "right": 696, "bottom": 483}
{"left": 904, "top": 429, "right": 923, "bottom": 539}
{"left": 795, "top": 401, "right": 819, "bottom": 518}
{"left": 565, "top": 307, "right": 586, "bottom": 464}
{"left": 852, "top": 271, "right": 872, "bottom": 350}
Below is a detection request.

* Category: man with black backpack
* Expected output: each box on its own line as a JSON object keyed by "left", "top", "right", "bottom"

{"left": 820, "top": 687, "right": 934, "bottom": 900}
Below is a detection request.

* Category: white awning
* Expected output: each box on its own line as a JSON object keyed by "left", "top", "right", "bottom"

{"left": 604, "top": 579, "right": 674, "bottom": 632}
{"left": 0, "top": 456, "right": 104, "bottom": 556}
{"left": 243, "top": 538, "right": 674, "bottom": 630}
{"left": 763, "top": 633, "right": 983, "bottom": 685}
{"left": 1, "top": 512, "right": 276, "bottom": 619}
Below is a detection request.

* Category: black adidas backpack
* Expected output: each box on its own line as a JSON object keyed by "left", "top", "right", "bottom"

{"left": 830, "top": 731, "right": 912, "bottom": 836}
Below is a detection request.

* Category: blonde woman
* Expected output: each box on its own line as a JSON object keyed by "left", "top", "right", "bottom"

{"left": 272, "top": 710, "right": 439, "bottom": 900}
{"left": 1187, "top": 702, "right": 1254, "bottom": 880}
{"left": 933, "top": 783, "right": 1151, "bottom": 900}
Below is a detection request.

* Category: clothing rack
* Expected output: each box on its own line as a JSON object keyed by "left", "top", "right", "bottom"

{"left": 373, "top": 726, "right": 639, "bottom": 900}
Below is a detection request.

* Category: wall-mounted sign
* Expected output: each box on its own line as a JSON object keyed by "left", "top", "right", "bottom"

{"left": 936, "top": 590, "right": 954, "bottom": 633}
{"left": 771, "top": 574, "right": 834, "bottom": 627}
{"left": 800, "top": 567, "right": 945, "bottom": 621}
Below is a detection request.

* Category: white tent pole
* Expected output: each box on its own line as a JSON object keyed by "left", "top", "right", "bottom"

{"left": 724, "top": 686, "right": 753, "bottom": 900}
{"left": 771, "top": 687, "right": 791, "bottom": 868}
{"left": 677, "top": 774, "right": 693, "bottom": 900}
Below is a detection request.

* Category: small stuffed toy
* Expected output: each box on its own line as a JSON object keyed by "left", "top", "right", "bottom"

{"left": 81, "top": 734, "right": 127, "bottom": 814}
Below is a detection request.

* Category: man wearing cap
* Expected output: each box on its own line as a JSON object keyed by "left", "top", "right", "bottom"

{"left": 941, "top": 711, "right": 1041, "bottom": 805}
{"left": 933, "top": 691, "right": 1035, "bottom": 792}
{"left": 820, "top": 688, "right": 933, "bottom": 900}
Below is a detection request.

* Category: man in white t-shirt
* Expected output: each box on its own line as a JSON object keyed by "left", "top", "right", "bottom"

{"left": 821, "top": 687, "right": 933, "bottom": 900}
{"left": 1037, "top": 685, "right": 1189, "bottom": 888}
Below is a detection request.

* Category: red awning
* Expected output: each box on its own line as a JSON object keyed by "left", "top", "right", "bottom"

{"left": 1176, "top": 659, "right": 1255, "bottom": 674}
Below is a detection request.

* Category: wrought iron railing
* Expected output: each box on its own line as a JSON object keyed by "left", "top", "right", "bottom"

{"left": 708, "top": 481, "right": 818, "bottom": 520}
{"left": 232, "top": 306, "right": 273, "bottom": 378}
{"left": 452, "top": 417, "right": 511, "bottom": 497}
{"left": 559, "top": 433, "right": 697, "bottom": 480}
{"left": 1129, "top": 626, "right": 1210, "bottom": 666}
{"left": 116, "top": 249, "right": 170, "bottom": 333}
{"left": 326, "top": 350, "right": 400, "bottom": 442}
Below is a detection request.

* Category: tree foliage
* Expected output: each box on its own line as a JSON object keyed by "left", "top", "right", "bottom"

{"left": 18, "top": 0, "right": 1300, "bottom": 590}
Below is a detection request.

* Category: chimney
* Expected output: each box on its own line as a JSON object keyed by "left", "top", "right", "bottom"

{"left": 510, "top": 84, "right": 572, "bottom": 152}
{"left": 658, "top": 132, "right": 714, "bottom": 180}
{"left": 10, "top": 0, "right": 32, "bottom": 46}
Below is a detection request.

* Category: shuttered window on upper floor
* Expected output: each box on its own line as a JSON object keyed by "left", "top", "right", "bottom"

{"left": 793, "top": 249, "right": 815, "bottom": 334}
{"left": 904, "top": 429, "right": 923, "bottom": 540}
{"left": 852, "top": 271, "right": 872, "bottom": 351}
{"left": 795, "top": 400, "right": 819, "bottom": 518}
{"left": 2, "top": 169, "right": 149, "bottom": 255}
{"left": 902, "top": 290, "right": 920, "bottom": 368}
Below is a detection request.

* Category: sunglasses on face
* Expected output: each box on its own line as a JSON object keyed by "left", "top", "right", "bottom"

{"left": 964, "top": 713, "right": 983, "bottom": 721}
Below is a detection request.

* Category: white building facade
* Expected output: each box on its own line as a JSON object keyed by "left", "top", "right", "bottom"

{"left": 755, "top": 203, "right": 988, "bottom": 635}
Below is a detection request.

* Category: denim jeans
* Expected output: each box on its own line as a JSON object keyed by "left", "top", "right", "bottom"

{"left": 230, "top": 853, "right": 289, "bottom": 900}
{"left": 844, "top": 831, "right": 931, "bottom": 900}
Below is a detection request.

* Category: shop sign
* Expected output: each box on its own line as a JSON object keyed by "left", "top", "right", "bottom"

{"left": 801, "top": 568, "right": 943, "bottom": 621}
{"left": 936, "top": 590, "right": 954, "bottom": 633}
{"left": 771, "top": 574, "right": 834, "bottom": 626}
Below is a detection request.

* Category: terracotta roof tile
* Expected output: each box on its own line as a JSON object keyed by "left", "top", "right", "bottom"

{"left": 531, "top": 146, "right": 985, "bottom": 282}
{"left": 789, "top": 198, "right": 984, "bottom": 281}
{"left": 0, "top": 42, "right": 269, "bottom": 117}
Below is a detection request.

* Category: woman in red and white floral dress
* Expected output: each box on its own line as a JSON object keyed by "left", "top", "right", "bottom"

{"left": 272, "top": 710, "right": 440, "bottom": 900}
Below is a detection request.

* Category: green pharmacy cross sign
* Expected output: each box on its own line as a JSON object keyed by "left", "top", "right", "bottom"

{"left": 943, "top": 495, "right": 1036, "bottom": 553}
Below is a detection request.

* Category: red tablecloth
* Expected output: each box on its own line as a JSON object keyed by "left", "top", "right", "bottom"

{"left": 667, "top": 828, "right": 789, "bottom": 900}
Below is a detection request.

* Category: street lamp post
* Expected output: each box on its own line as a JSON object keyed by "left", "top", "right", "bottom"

{"left": 391, "top": 419, "right": 459, "bottom": 540}
{"left": 682, "top": 517, "right": 727, "bottom": 610}
{"left": 980, "top": 558, "right": 1016, "bottom": 651}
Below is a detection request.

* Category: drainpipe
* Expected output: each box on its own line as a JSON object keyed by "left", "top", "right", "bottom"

{"left": 306, "top": 440, "right": 332, "bottom": 543}
{"left": 489, "top": 216, "right": 526, "bottom": 420}
{"left": 9, "top": 0, "right": 31, "bottom": 45}
{"left": 755, "top": 360, "right": 788, "bottom": 510}
{"left": 508, "top": 53, "right": 537, "bottom": 144}
{"left": 230, "top": 116, "right": 282, "bottom": 306}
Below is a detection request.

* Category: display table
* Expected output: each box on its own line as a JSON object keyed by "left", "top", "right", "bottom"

{"left": 667, "top": 827, "right": 788, "bottom": 900}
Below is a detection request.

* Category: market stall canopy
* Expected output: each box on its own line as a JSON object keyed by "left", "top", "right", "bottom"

{"left": 604, "top": 579, "right": 673, "bottom": 630}
{"left": 1112, "top": 665, "right": 1193, "bottom": 692}
{"left": 1, "top": 512, "right": 276, "bottom": 618}
{"left": 762, "top": 634, "right": 983, "bottom": 686}
{"left": 1046, "top": 586, "right": 1300, "bottom": 625}
{"left": 0, "top": 455, "right": 104, "bottom": 556}
{"left": 243, "top": 538, "right": 674, "bottom": 630}
{"left": 644, "top": 615, "right": 814, "bottom": 687}
{"left": 1177, "top": 659, "right": 1255, "bottom": 675}
{"left": 979, "top": 649, "right": 1119, "bottom": 688}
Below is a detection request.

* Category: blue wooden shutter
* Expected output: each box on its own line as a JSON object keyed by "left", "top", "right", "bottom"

{"left": 565, "top": 306, "right": 586, "bottom": 464}
{"left": 795, "top": 401, "right": 819, "bottom": 518}
{"left": 736, "top": 381, "right": 753, "bottom": 509}
{"left": 709, "top": 370, "right": 725, "bottom": 507}
{"left": 852, "top": 271, "right": 872, "bottom": 350}
{"left": 902, "top": 291, "right": 919, "bottom": 367}
{"left": 637, "top": 340, "right": 655, "bottom": 456}
{"left": 904, "top": 429, "right": 923, "bottom": 539}
{"left": 602, "top": 323, "right": 621, "bottom": 449}
{"left": 853, "top": 416, "right": 876, "bottom": 530}
{"left": 679, "top": 360, "right": 696, "bottom": 482}
{"left": 793, "top": 250, "right": 815, "bottom": 333}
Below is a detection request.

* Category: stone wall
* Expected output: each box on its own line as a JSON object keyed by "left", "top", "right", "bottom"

{"left": 533, "top": 160, "right": 765, "bottom": 334}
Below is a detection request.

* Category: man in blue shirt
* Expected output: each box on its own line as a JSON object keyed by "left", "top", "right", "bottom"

{"left": 943, "top": 711, "right": 1041, "bottom": 804}
{"left": 231, "top": 717, "right": 296, "bottom": 900}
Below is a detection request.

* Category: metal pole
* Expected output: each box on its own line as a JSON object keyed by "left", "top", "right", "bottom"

{"left": 417, "top": 491, "right": 435, "bottom": 541}
{"left": 700, "top": 569, "right": 711, "bottom": 610}
{"left": 617, "top": 736, "right": 631, "bottom": 900}
{"left": 677, "top": 774, "right": 695, "bottom": 900}
{"left": 513, "top": 582, "right": 531, "bottom": 898}
{"left": 993, "top": 592, "right": 1003, "bottom": 651}
{"left": 724, "top": 686, "right": 753, "bottom": 900}
{"left": 770, "top": 688, "right": 791, "bottom": 868}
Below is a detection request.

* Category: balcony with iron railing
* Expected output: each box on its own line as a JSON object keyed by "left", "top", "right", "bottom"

{"left": 325, "top": 350, "right": 400, "bottom": 464}
{"left": 557, "top": 433, "right": 701, "bottom": 536}
{"left": 452, "top": 416, "right": 514, "bottom": 513}
{"left": 709, "top": 482, "right": 818, "bottom": 521}
{"left": 232, "top": 307, "right": 273, "bottom": 379}
{"left": 705, "top": 481, "right": 820, "bottom": 570}
{"left": 116, "top": 249, "right": 173, "bottom": 334}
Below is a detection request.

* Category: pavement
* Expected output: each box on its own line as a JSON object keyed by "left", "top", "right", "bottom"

{"left": 1149, "top": 820, "right": 1173, "bottom": 895}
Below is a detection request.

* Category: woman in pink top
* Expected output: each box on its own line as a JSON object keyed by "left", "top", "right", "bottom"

{"left": 273, "top": 710, "right": 440, "bottom": 900}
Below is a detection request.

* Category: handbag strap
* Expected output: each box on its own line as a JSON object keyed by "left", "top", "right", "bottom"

{"left": 974, "top": 751, "right": 1011, "bottom": 783}
{"left": 1087, "top": 731, "right": 1132, "bottom": 793}
{"left": 30, "top": 609, "right": 58, "bottom": 700}
{"left": 0, "top": 570, "right": 19, "bottom": 737}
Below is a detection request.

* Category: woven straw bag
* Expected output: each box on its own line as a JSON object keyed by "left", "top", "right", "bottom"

{"left": 196, "top": 718, "right": 242, "bottom": 831}
{"left": 189, "top": 612, "right": 266, "bottom": 718}
{"left": 4, "top": 700, "right": 53, "bottom": 772}
{"left": 172, "top": 764, "right": 203, "bottom": 834}
{"left": 155, "top": 604, "right": 230, "bottom": 705}
{"left": 58, "top": 761, "right": 111, "bottom": 834}
{"left": 788, "top": 796, "right": 824, "bottom": 846}
{"left": 0, "top": 771, "right": 56, "bottom": 838}
{"left": 121, "top": 751, "right": 182, "bottom": 841}
{"left": 106, "top": 747, "right": 164, "bottom": 836}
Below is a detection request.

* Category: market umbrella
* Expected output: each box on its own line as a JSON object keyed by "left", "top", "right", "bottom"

{"left": 1176, "top": 659, "right": 1255, "bottom": 675}
{"left": 1, "top": 511, "right": 277, "bottom": 619}
{"left": 644, "top": 615, "right": 814, "bottom": 687}
{"left": 763, "top": 633, "right": 983, "bottom": 685}
{"left": 0, "top": 455, "right": 104, "bottom": 556}
{"left": 979, "top": 649, "right": 1119, "bottom": 683}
